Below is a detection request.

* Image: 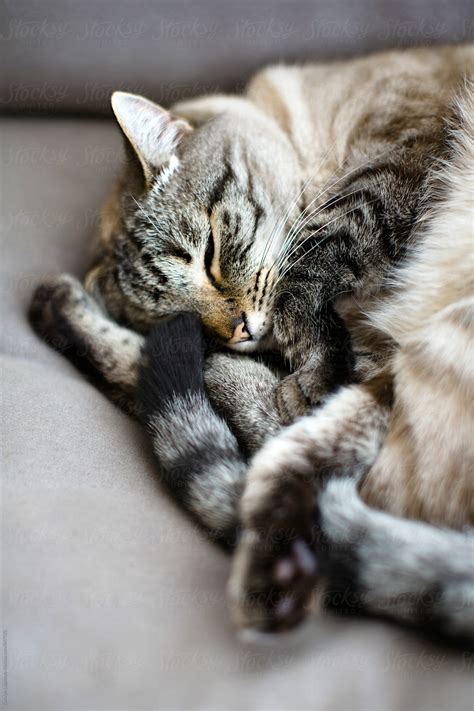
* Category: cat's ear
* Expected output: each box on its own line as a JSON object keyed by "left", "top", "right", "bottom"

{"left": 111, "top": 91, "right": 192, "bottom": 188}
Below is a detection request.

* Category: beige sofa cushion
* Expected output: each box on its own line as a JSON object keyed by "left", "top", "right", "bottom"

{"left": 2, "top": 118, "right": 472, "bottom": 710}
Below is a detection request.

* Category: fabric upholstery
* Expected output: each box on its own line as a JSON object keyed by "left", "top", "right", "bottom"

{"left": 2, "top": 116, "right": 473, "bottom": 711}
{"left": 2, "top": 0, "right": 473, "bottom": 115}
{"left": 2, "top": 0, "right": 474, "bottom": 705}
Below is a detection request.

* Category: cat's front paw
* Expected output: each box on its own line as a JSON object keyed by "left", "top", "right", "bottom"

{"left": 274, "top": 366, "right": 329, "bottom": 425}
{"left": 229, "top": 478, "right": 318, "bottom": 633}
{"left": 28, "top": 274, "right": 98, "bottom": 352}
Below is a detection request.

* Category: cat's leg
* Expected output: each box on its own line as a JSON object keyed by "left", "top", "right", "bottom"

{"left": 273, "top": 292, "right": 355, "bottom": 424}
{"left": 231, "top": 366, "right": 474, "bottom": 642}
{"left": 272, "top": 143, "right": 436, "bottom": 423}
{"left": 204, "top": 353, "right": 281, "bottom": 456}
{"left": 29, "top": 274, "right": 144, "bottom": 414}
{"left": 229, "top": 374, "right": 393, "bottom": 631}
{"left": 29, "top": 275, "right": 283, "bottom": 545}
{"left": 29, "top": 275, "right": 245, "bottom": 543}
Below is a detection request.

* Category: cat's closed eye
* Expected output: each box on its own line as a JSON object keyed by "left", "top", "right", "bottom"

{"left": 204, "top": 230, "right": 224, "bottom": 291}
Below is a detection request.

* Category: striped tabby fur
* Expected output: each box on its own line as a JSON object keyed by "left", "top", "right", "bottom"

{"left": 29, "top": 46, "right": 473, "bottom": 641}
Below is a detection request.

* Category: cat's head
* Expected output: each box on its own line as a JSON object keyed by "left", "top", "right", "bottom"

{"left": 88, "top": 92, "right": 302, "bottom": 351}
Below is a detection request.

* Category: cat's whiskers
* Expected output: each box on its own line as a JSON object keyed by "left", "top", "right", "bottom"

{"left": 257, "top": 140, "right": 339, "bottom": 271}
{"left": 272, "top": 146, "right": 397, "bottom": 274}
{"left": 253, "top": 191, "right": 368, "bottom": 319}
{"left": 257, "top": 173, "right": 314, "bottom": 272}
{"left": 274, "top": 198, "right": 378, "bottom": 289}
{"left": 276, "top": 162, "right": 364, "bottom": 255}
{"left": 274, "top": 186, "right": 366, "bottom": 272}
{"left": 130, "top": 195, "right": 165, "bottom": 242}
{"left": 280, "top": 196, "right": 377, "bottom": 276}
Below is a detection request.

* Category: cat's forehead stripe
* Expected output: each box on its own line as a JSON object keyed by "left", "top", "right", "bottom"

{"left": 207, "top": 154, "right": 236, "bottom": 210}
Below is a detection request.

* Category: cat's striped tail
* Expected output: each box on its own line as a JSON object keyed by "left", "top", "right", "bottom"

{"left": 317, "top": 476, "right": 474, "bottom": 645}
{"left": 136, "top": 313, "right": 247, "bottom": 546}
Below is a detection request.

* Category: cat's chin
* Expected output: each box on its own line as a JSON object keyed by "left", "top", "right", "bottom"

{"left": 227, "top": 339, "right": 260, "bottom": 354}
{"left": 226, "top": 330, "right": 276, "bottom": 354}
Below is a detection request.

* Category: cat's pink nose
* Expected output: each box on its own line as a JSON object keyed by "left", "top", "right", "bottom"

{"left": 228, "top": 315, "right": 252, "bottom": 344}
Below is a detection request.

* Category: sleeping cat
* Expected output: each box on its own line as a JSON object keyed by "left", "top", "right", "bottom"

{"left": 29, "top": 46, "right": 474, "bottom": 641}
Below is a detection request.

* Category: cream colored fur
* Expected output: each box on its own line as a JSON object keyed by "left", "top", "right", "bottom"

{"left": 247, "top": 46, "right": 473, "bottom": 203}
{"left": 360, "top": 85, "right": 474, "bottom": 527}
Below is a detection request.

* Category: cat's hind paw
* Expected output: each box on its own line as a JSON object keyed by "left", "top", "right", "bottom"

{"left": 228, "top": 478, "right": 319, "bottom": 633}
{"left": 274, "top": 365, "right": 332, "bottom": 425}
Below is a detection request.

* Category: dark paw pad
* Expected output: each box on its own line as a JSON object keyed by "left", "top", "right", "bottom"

{"left": 230, "top": 479, "right": 319, "bottom": 633}
{"left": 270, "top": 537, "right": 318, "bottom": 628}
{"left": 233, "top": 533, "right": 319, "bottom": 633}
